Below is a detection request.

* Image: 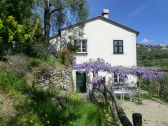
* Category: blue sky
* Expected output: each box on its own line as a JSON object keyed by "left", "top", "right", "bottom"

{"left": 87, "top": 0, "right": 168, "bottom": 45}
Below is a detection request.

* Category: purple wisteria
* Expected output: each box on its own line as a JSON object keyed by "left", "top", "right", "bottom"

{"left": 73, "top": 58, "right": 111, "bottom": 73}
{"left": 130, "top": 66, "right": 164, "bottom": 80}
{"left": 73, "top": 58, "right": 164, "bottom": 86}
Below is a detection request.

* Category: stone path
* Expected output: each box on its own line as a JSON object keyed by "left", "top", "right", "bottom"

{"left": 122, "top": 99, "right": 168, "bottom": 126}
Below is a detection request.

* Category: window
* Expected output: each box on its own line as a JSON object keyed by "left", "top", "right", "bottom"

{"left": 113, "top": 74, "right": 127, "bottom": 84}
{"left": 114, "top": 74, "right": 118, "bottom": 83}
{"left": 113, "top": 40, "right": 123, "bottom": 54}
{"left": 77, "top": 39, "right": 87, "bottom": 53}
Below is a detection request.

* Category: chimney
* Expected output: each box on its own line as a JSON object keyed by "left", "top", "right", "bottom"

{"left": 102, "top": 9, "right": 109, "bottom": 18}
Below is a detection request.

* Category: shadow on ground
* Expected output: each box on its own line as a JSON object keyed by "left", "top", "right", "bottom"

{"left": 7, "top": 89, "right": 105, "bottom": 126}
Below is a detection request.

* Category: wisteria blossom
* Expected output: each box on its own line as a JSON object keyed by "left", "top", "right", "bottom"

{"left": 73, "top": 58, "right": 164, "bottom": 87}
{"left": 33, "top": 69, "right": 41, "bottom": 73}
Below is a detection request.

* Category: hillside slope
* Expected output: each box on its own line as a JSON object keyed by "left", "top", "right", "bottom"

{"left": 137, "top": 44, "right": 168, "bottom": 68}
{"left": 0, "top": 54, "right": 106, "bottom": 126}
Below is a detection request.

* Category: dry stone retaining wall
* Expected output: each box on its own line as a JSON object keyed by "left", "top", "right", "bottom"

{"left": 35, "top": 67, "right": 73, "bottom": 94}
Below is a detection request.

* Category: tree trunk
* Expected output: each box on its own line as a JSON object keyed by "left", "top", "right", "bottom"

{"left": 103, "top": 87, "right": 120, "bottom": 126}
{"left": 44, "top": 0, "right": 50, "bottom": 45}
{"left": 137, "top": 76, "right": 142, "bottom": 103}
{"left": 30, "top": 19, "right": 39, "bottom": 44}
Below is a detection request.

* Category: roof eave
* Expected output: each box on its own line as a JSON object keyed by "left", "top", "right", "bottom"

{"left": 50, "top": 16, "right": 139, "bottom": 39}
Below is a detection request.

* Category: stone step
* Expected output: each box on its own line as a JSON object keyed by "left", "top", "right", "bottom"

{"left": 80, "top": 93, "right": 90, "bottom": 101}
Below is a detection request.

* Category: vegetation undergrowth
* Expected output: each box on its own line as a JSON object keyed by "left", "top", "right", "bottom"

{"left": 137, "top": 44, "right": 168, "bottom": 102}
{"left": 0, "top": 56, "right": 106, "bottom": 126}
{"left": 0, "top": 69, "right": 30, "bottom": 91}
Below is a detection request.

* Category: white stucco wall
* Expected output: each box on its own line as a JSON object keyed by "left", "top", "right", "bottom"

{"left": 59, "top": 18, "right": 137, "bottom": 67}
{"left": 50, "top": 18, "right": 138, "bottom": 92}
{"left": 51, "top": 18, "right": 137, "bottom": 67}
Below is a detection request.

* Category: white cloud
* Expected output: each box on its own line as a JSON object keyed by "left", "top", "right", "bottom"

{"left": 141, "top": 38, "right": 153, "bottom": 43}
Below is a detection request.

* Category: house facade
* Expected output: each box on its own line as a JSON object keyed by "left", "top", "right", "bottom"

{"left": 50, "top": 9, "right": 139, "bottom": 93}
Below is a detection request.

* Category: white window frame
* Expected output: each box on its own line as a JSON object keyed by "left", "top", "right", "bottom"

{"left": 113, "top": 74, "right": 127, "bottom": 84}
{"left": 77, "top": 39, "right": 87, "bottom": 53}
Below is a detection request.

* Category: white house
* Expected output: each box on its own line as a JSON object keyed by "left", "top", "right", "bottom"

{"left": 50, "top": 9, "right": 139, "bottom": 93}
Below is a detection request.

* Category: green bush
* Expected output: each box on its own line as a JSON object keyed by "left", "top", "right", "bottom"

{"left": 57, "top": 49, "right": 74, "bottom": 66}
{"left": 0, "top": 16, "right": 30, "bottom": 58}
{"left": 25, "top": 44, "right": 51, "bottom": 61}
{"left": 0, "top": 16, "right": 44, "bottom": 59}
{"left": 28, "top": 58, "right": 42, "bottom": 68}
{"left": 141, "top": 74, "right": 168, "bottom": 102}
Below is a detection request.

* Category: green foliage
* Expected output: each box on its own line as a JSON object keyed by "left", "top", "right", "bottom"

{"left": 1, "top": 87, "right": 106, "bottom": 126}
{"left": 134, "top": 93, "right": 153, "bottom": 100}
{"left": 0, "top": 16, "right": 28, "bottom": 43}
{"left": 0, "top": 15, "right": 44, "bottom": 59}
{"left": 141, "top": 75, "right": 168, "bottom": 102}
{"left": 0, "top": 60, "right": 106, "bottom": 126}
{"left": 67, "top": 35, "right": 80, "bottom": 53}
{"left": 137, "top": 44, "right": 168, "bottom": 102}
{"left": 0, "top": 16, "right": 29, "bottom": 57}
{"left": 25, "top": 44, "right": 51, "bottom": 61}
{"left": 0, "top": 0, "right": 35, "bottom": 24}
{"left": 23, "top": 19, "right": 45, "bottom": 43}
{"left": 22, "top": 93, "right": 104, "bottom": 126}
{"left": 41, "top": 0, "right": 89, "bottom": 44}
{"left": 28, "top": 58, "right": 42, "bottom": 68}
{"left": 0, "top": 69, "right": 30, "bottom": 91}
{"left": 137, "top": 45, "right": 168, "bottom": 67}
{"left": 64, "top": 98, "right": 106, "bottom": 126}
{"left": 56, "top": 35, "right": 82, "bottom": 66}
{"left": 57, "top": 49, "right": 74, "bottom": 66}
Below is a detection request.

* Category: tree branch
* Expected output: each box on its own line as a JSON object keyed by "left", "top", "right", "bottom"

{"left": 50, "top": 7, "right": 63, "bottom": 15}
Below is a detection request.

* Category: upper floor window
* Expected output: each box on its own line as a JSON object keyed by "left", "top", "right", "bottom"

{"left": 113, "top": 40, "right": 123, "bottom": 54}
{"left": 77, "top": 39, "right": 87, "bottom": 53}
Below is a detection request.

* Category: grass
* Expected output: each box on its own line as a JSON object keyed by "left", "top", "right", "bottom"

{"left": 6, "top": 89, "right": 106, "bottom": 126}
{"left": 27, "top": 57, "right": 64, "bottom": 71}
{"left": 0, "top": 66, "right": 106, "bottom": 126}
{"left": 0, "top": 69, "right": 30, "bottom": 91}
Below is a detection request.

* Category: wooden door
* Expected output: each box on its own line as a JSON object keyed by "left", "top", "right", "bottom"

{"left": 76, "top": 72, "right": 86, "bottom": 93}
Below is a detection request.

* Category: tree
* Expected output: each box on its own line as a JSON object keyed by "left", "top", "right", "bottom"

{"left": 0, "top": 16, "right": 44, "bottom": 59}
{"left": 41, "top": 0, "right": 89, "bottom": 45}
{"left": 0, "top": 0, "right": 35, "bottom": 24}
{"left": 0, "top": 16, "right": 27, "bottom": 57}
{"left": 73, "top": 58, "right": 164, "bottom": 125}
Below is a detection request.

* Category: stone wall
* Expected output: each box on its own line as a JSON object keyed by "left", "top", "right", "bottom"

{"left": 34, "top": 67, "right": 73, "bottom": 95}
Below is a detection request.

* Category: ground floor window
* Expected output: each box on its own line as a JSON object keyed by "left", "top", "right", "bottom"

{"left": 113, "top": 74, "right": 127, "bottom": 84}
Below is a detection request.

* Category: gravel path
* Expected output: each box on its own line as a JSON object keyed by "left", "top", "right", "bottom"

{"left": 122, "top": 99, "right": 168, "bottom": 126}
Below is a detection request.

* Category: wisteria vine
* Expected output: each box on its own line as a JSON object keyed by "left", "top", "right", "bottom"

{"left": 73, "top": 58, "right": 164, "bottom": 86}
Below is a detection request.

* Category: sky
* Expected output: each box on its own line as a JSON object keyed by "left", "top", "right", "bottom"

{"left": 87, "top": 0, "right": 168, "bottom": 45}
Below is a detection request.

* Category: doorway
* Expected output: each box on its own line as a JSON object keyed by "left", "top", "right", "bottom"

{"left": 76, "top": 72, "right": 86, "bottom": 93}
